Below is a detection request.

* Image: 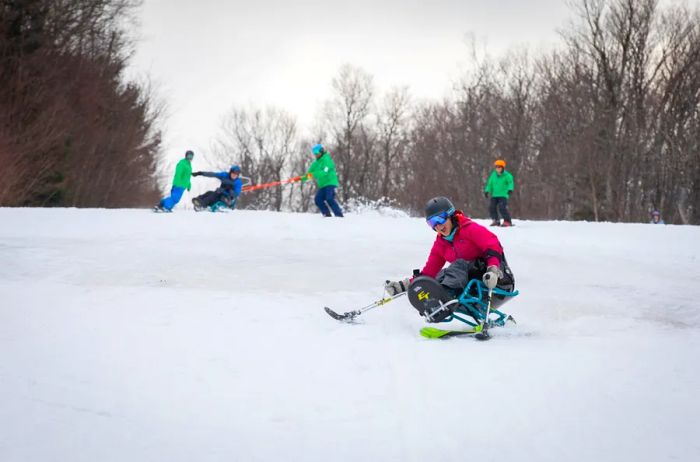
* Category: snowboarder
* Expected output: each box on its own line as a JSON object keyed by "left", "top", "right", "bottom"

{"left": 191, "top": 165, "right": 243, "bottom": 211}
{"left": 384, "top": 196, "right": 515, "bottom": 316}
{"left": 484, "top": 159, "right": 514, "bottom": 227}
{"left": 300, "top": 143, "right": 344, "bottom": 217}
{"left": 650, "top": 209, "right": 665, "bottom": 224}
{"left": 154, "top": 150, "right": 194, "bottom": 212}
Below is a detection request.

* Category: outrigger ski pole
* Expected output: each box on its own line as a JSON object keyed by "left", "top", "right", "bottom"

{"left": 324, "top": 292, "right": 406, "bottom": 323}
{"left": 474, "top": 287, "right": 494, "bottom": 341}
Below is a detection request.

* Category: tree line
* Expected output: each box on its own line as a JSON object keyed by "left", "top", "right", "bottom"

{"left": 2, "top": 0, "right": 697, "bottom": 223}
{"left": 215, "top": 0, "right": 699, "bottom": 224}
{"left": 0, "top": 0, "right": 162, "bottom": 207}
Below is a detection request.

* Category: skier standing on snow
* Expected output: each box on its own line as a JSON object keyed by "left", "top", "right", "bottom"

{"left": 385, "top": 196, "right": 514, "bottom": 300}
{"left": 191, "top": 165, "right": 243, "bottom": 211}
{"left": 154, "top": 150, "right": 194, "bottom": 212}
{"left": 484, "top": 159, "right": 514, "bottom": 227}
{"left": 300, "top": 143, "right": 344, "bottom": 217}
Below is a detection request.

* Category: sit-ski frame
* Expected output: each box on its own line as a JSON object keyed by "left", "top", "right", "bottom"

{"left": 424, "top": 278, "right": 519, "bottom": 327}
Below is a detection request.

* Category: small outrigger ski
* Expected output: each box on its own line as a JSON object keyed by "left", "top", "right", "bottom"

{"left": 324, "top": 292, "right": 407, "bottom": 323}
{"left": 324, "top": 306, "right": 359, "bottom": 322}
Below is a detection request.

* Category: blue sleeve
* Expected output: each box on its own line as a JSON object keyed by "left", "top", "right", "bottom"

{"left": 233, "top": 178, "right": 242, "bottom": 196}
{"left": 214, "top": 172, "right": 228, "bottom": 180}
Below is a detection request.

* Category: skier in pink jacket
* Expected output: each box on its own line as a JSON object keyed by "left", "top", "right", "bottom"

{"left": 385, "top": 196, "right": 514, "bottom": 297}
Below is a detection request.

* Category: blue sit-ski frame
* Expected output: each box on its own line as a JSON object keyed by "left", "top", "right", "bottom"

{"left": 209, "top": 198, "right": 237, "bottom": 212}
{"left": 437, "top": 279, "right": 519, "bottom": 327}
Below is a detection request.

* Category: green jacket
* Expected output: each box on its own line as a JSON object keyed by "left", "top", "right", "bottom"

{"left": 485, "top": 169, "right": 514, "bottom": 198}
{"left": 172, "top": 158, "right": 192, "bottom": 190}
{"left": 301, "top": 152, "right": 339, "bottom": 188}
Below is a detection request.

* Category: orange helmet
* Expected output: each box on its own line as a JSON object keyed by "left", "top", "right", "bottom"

{"left": 494, "top": 159, "right": 506, "bottom": 168}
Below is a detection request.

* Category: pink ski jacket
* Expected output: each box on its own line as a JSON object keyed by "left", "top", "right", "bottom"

{"left": 420, "top": 211, "right": 504, "bottom": 278}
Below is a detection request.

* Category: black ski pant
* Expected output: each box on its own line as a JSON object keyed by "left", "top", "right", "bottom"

{"left": 195, "top": 190, "right": 222, "bottom": 207}
{"left": 489, "top": 197, "right": 511, "bottom": 222}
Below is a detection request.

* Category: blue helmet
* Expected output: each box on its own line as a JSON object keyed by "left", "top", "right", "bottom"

{"left": 312, "top": 143, "right": 325, "bottom": 155}
{"left": 229, "top": 165, "right": 241, "bottom": 173}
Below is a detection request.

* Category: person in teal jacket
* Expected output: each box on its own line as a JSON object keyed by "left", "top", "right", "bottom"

{"left": 155, "top": 150, "right": 194, "bottom": 212}
{"left": 301, "top": 143, "right": 344, "bottom": 217}
{"left": 484, "top": 159, "right": 514, "bottom": 226}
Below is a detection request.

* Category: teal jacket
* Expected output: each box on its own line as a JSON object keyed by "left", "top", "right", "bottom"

{"left": 172, "top": 158, "right": 192, "bottom": 190}
{"left": 301, "top": 152, "right": 339, "bottom": 188}
{"left": 485, "top": 169, "right": 514, "bottom": 198}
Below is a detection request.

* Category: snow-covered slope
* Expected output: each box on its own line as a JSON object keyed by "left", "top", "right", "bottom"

{"left": 1, "top": 208, "right": 699, "bottom": 462}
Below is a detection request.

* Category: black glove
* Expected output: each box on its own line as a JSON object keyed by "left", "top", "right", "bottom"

{"left": 192, "top": 171, "right": 201, "bottom": 177}
{"left": 484, "top": 191, "right": 489, "bottom": 198}
{"left": 507, "top": 190, "right": 513, "bottom": 197}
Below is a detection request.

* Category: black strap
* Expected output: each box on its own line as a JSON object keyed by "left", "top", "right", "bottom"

{"left": 485, "top": 249, "right": 505, "bottom": 265}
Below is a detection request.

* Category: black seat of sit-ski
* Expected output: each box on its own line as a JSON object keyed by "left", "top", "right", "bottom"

{"left": 407, "top": 276, "right": 456, "bottom": 321}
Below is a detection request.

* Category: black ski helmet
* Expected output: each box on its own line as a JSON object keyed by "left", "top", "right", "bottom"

{"left": 425, "top": 196, "right": 455, "bottom": 219}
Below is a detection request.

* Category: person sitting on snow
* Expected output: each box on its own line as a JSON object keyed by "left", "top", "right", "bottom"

{"left": 385, "top": 196, "right": 515, "bottom": 317}
{"left": 191, "top": 165, "right": 243, "bottom": 211}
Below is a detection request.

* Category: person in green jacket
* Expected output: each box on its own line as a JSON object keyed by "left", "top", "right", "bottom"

{"left": 154, "top": 150, "right": 194, "bottom": 212}
{"left": 301, "top": 143, "right": 344, "bottom": 217}
{"left": 484, "top": 159, "right": 514, "bottom": 226}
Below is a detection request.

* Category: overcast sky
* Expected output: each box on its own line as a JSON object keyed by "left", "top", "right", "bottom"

{"left": 127, "top": 0, "right": 579, "bottom": 160}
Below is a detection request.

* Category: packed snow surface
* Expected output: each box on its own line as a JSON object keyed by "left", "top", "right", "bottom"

{"left": 1, "top": 208, "right": 699, "bottom": 462}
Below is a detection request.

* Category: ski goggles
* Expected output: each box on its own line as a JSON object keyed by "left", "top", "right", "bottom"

{"left": 426, "top": 208, "right": 454, "bottom": 229}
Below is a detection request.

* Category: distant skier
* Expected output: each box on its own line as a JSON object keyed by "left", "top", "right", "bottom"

{"left": 650, "top": 209, "right": 665, "bottom": 224}
{"left": 484, "top": 159, "right": 514, "bottom": 227}
{"left": 300, "top": 143, "right": 344, "bottom": 217}
{"left": 154, "top": 150, "right": 194, "bottom": 212}
{"left": 191, "top": 165, "right": 243, "bottom": 211}
{"left": 385, "top": 197, "right": 515, "bottom": 316}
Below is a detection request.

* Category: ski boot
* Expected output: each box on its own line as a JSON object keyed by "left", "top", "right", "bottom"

{"left": 502, "top": 220, "right": 514, "bottom": 227}
{"left": 489, "top": 220, "right": 501, "bottom": 227}
{"left": 192, "top": 198, "right": 204, "bottom": 212}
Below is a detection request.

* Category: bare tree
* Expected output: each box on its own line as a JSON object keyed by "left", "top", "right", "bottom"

{"left": 375, "top": 86, "right": 412, "bottom": 199}
{"left": 322, "top": 64, "right": 375, "bottom": 201}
